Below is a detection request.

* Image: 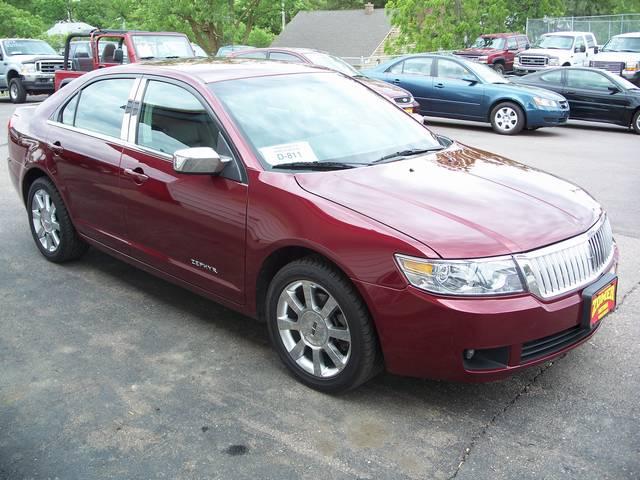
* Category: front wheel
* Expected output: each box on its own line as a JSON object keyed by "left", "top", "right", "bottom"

{"left": 492, "top": 63, "right": 505, "bottom": 76}
{"left": 632, "top": 110, "right": 640, "bottom": 135}
{"left": 27, "top": 177, "right": 88, "bottom": 262}
{"left": 266, "top": 257, "right": 380, "bottom": 393}
{"left": 490, "top": 102, "right": 525, "bottom": 135}
{"left": 9, "top": 78, "right": 27, "bottom": 103}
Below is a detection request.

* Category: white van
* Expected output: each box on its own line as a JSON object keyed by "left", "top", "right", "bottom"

{"left": 514, "top": 31, "right": 598, "bottom": 74}
{"left": 590, "top": 32, "right": 640, "bottom": 86}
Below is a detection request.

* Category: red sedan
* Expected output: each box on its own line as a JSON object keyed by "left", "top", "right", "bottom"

{"left": 7, "top": 59, "right": 618, "bottom": 392}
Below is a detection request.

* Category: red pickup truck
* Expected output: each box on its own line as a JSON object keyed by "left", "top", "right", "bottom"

{"left": 454, "top": 33, "right": 530, "bottom": 74}
{"left": 55, "top": 29, "right": 195, "bottom": 90}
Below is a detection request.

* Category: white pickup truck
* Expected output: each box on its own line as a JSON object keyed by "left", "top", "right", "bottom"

{"left": 589, "top": 32, "right": 640, "bottom": 86}
{"left": 514, "top": 31, "right": 598, "bottom": 74}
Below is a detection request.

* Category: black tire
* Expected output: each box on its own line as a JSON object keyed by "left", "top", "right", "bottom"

{"left": 27, "top": 177, "right": 88, "bottom": 262}
{"left": 632, "top": 110, "right": 640, "bottom": 135}
{"left": 266, "top": 256, "right": 381, "bottom": 393}
{"left": 490, "top": 101, "right": 525, "bottom": 135}
{"left": 9, "top": 78, "right": 27, "bottom": 104}
{"left": 492, "top": 63, "right": 505, "bottom": 76}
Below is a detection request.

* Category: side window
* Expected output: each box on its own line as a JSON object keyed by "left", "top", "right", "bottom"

{"left": 269, "top": 52, "right": 303, "bottom": 63}
{"left": 575, "top": 36, "right": 585, "bottom": 50}
{"left": 97, "top": 37, "right": 128, "bottom": 64}
{"left": 402, "top": 57, "right": 432, "bottom": 75}
{"left": 60, "top": 94, "right": 79, "bottom": 125}
{"left": 387, "top": 61, "right": 404, "bottom": 74}
{"left": 137, "top": 80, "right": 222, "bottom": 155}
{"left": 437, "top": 59, "right": 470, "bottom": 80}
{"left": 567, "top": 70, "right": 614, "bottom": 90}
{"left": 507, "top": 37, "right": 518, "bottom": 50}
{"left": 539, "top": 70, "right": 563, "bottom": 85}
{"left": 586, "top": 35, "right": 596, "bottom": 48}
{"left": 74, "top": 78, "right": 134, "bottom": 137}
{"left": 235, "top": 51, "right": 267, "bottom": 59}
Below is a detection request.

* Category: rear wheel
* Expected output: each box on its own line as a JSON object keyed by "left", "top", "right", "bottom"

{"left": 9, "top": 78, "right": 26, "bottom": 104}
{"left": 490, "top": 102, "right": 525, "bottom": 135}
{"left": 27, "top": 177, "right": 88, "bottom": 262}
{"left": 266, "top": 257, "right": 380, "bottom": 393}
{"left": 632, "top": 110, "right": 640, "bottom": 135}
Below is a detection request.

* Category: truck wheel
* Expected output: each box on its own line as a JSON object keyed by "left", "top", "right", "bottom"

{"left": 492, "top": 63, "right": 505, "bottom": 76}
{"left": 9, "top": 78, "right": 27, "bottom": 104}
{"left": 490, "top": 102, "right": 525, "bottom": 135}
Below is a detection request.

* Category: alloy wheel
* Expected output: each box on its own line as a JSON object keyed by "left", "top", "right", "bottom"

{"left": 276, "top": 280, "right": 351, "bottom": 378}
{"left": 9, "top": 82, "right": 18, "bottom": 101}
{"left": 31, "top": 189, "right": 61, "bottom": 253}
{"left": 494, "top": 106, "right": 518, "bottom": 132}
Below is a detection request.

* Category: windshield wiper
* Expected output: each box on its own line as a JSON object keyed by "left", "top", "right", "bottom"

{"left": 272, "top": 161, "right": 364, "bottom": 170}
{"left": 165, "top": 56, "right": 181, "bottom": 58}
{"left": 139, "top": 56, "right": 156, "bottom": 60}
{"left": 372, "top": 147, "right": 444, "bottom": 164}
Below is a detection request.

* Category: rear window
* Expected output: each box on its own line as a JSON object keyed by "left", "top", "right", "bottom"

{"left": 72, "top": 78, "right": 134, "bottom": 138}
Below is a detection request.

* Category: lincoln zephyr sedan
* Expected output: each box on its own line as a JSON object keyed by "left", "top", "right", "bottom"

{"left": 8, "top": 59, "right": 618, "bottom": 392}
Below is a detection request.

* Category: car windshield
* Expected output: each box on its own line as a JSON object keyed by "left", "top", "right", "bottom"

{"left": 602, "top": 36, "right": 640, "bottom": 52}
{"left": 464, "top": 60, "right": 510, "bottom": 83}
{"left": 2, "top": 39, "right": 56, "bottom": 56}
{"left": 131, "top": 35, "right": 194, "bottom": 59}
{"left": 209, "top": 73, "right": 441, "bottom": 169}
{"left": 613, "top": 73, "right": 640, "bottom": 90}
{"left": 304, "top": 52, "right": 360, "bottom": 76}
{"left": 534, "top": 35, "right": 574, "bottom": 50}
{"left": 471, "top": 36, "right": 505, "bottom": 50}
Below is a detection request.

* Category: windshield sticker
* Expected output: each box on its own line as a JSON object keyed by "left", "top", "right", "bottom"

{"left": 259, "top": 142, "right": 318, "bottom": 165}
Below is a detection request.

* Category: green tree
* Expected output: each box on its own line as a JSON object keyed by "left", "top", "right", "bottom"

{"left": 0, "top": 1, "right": 45, "bottom": 37}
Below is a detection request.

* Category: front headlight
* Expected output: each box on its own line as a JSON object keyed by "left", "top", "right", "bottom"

{"left": 548, "top": 57, "right": 559, "bottom": 66}
{"left": 19, "top": 63, "right": 37, "bottom": 74}
{"left": 395, "top": 254, "right": 525, "bottom": 296}
{"left": 514, "top": 56, "right": 521, "bottom": 64}
{"left": 533, "top": 96, "right": 558, "bottom": 108}
{"left": 478, "top": 56, "right": 489, "bottom": 63}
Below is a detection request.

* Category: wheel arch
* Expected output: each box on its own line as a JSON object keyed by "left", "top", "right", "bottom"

{"left": 487, "top": 97, "right": 528, "bottom": 124}
{"left": 6, "top": 69, "right": 20, "bottom": 82}
{"left": 21, "top": 167, "right": 51, "bottom": 206}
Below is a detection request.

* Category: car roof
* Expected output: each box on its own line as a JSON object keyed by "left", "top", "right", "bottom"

{"left": 614, "top": 32, "right": 640, "bottom": 38}
{"left": 98, "top": 58, "right": 333, "bottom": 83}
{"left": 233, "top": 47, "right": 327, "bottom": 55}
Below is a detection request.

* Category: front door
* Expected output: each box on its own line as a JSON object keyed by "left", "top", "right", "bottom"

{"left": 46, "top": 76, "right": 138, "bottom": 250}
{"left": 430, "top": 58, "right": 483, "bottom": 120}
{"left": 119, "top": 78, "right": 248, "bottom": 304}
{"left": 564, "top": 69, "right": 630, "bottom": 122}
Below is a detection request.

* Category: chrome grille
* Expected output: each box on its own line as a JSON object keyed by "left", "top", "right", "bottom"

{"left": 590, "top": 61, "right": 624, "bottom": 74}
{"left": 36, "top": 60, "right": 67, "bottom": 73}
{"left": 515, "top": 216, "right": 615, "bottom": 299}
{"left": 520, "top": 55, "right": 548, "bottom": 67}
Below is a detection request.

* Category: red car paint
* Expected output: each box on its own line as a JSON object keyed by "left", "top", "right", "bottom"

{"left": 8, "top": 60, "right": 617, "bottom": 382}
{"left": 454, "top": 33, "right": 530, "bottom": 73}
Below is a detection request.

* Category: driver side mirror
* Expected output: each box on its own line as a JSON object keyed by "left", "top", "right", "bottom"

{"left": 462, "top": 76, "right": 478, "bottom": 85}
{"left": 608, "top": 85, "right": 621, "bottom": 94}
{"left": 173, "top": 147, "right": 230, "bottom": 175}
{"left": 575, "top": 45, "right": 586, "bottom": 53}
{"left": 594, "top": 46, "right": 599, "bottom": 54}
{"left": 0, "top": 52, "right": 3, "bottom": 61}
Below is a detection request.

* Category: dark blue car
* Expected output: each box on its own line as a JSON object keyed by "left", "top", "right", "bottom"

{"left": 364, "top": 54, "right": 570, "bottom": 135}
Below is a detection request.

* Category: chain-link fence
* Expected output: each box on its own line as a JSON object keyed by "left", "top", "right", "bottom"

{"left": 526, "top": 14, "right": 640, "bottom": 46}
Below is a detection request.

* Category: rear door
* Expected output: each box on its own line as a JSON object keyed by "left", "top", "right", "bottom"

{"left": 430, "top": 57, "right": 483, "bottom": 119}
{"left": 377, "top": 57, "right": 434, "bottom": 114}
{"left": 504, "top": 36, "right": 519, "bottom": 71}
{"left": 564, "top": 69, "right": 629, "bottom": 122}
{"left": 46, "top": 76, "right": 139, "bottom": 251}
{"left": 119, "top": 77, "right": 248, "bottom": 303}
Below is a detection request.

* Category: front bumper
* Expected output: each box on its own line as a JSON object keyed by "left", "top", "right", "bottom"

{"left": 526, "top": 106, "right": 570, "bottom": 128}
{"left": 21, "top": 74, "right": 55, "bottom": 93}
{"left": 514, "top": 65, "right": 550, "bottom": 75}
{"left": 355, "top": 251, "right": 617, "bottom": 382}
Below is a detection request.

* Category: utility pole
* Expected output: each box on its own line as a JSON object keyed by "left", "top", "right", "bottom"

{"left": 281, "top": 0, "right": 286, "bottom": 31}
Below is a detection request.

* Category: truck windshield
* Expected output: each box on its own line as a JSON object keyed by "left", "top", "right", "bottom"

{"left": 602, "top": 36, "right": 640, "bottom": 53}
{"left": 534, "top": 36, "right": 574, "bottom": 50}
{"left": 2, "top": 39, "right": 56, "bottom": 56}
{"left": 471, "top": 37, "right": 505, "bottom": 50}
{"left": 131, "top": 35, "right": 194, "bottom": 59}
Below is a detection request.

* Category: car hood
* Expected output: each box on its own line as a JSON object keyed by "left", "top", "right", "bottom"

{"left": 487, "top": 81, "right": 566, "bottom": 101}
{"left": 357, "top": 75, "right": 412, "bottom": 99}
{"left": 455, "top": 48, "right": 504, "bottom": 56}
{"left": 295, "top": 143, "right": 601, "bottom": 258}
{"left": 8, "top": 54, "right": 64, "bottom": 63}
{"left": 520, "top": 48, "right": 569, "bottom": 57}
{"left": 592, "top": 51, "right": 640, "bottom": 62}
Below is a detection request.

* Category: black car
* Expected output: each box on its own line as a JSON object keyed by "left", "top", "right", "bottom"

{"left": 513, "top": 67, "right": 640, "bottom": 134}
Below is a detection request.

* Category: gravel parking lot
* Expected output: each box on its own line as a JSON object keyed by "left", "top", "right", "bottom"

{"left": 1, "top": 96, "right": 639, "bottom": 480}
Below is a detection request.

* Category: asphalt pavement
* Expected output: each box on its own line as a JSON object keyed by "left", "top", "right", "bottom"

{"left": 1, "top": 96, "right": 639, "bottom": 480}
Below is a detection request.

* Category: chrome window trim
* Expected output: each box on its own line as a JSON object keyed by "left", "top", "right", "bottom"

{"left": 46, "top": 119, "right": 128, "bottom": 145}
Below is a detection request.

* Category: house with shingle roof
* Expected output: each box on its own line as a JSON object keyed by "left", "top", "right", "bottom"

{"left": 271, "top": 2, "right": 398, "bottom": 67}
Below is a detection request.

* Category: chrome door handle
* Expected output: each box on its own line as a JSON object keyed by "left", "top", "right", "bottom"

{"left": 48, "top": 141, "right": 64, "bottom": 154}
{"left": 123, "top": 167, "right": 149, "bottom": 184}
{"left": 435, "top": 83, "right": 445, "bottom": 88}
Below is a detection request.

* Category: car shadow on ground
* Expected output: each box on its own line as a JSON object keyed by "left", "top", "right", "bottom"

{"left": 75, "top": 247, "right": 539, "bottom": 406}
{"left": 425, "top": 117, "right": 562, "bottom": 137}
